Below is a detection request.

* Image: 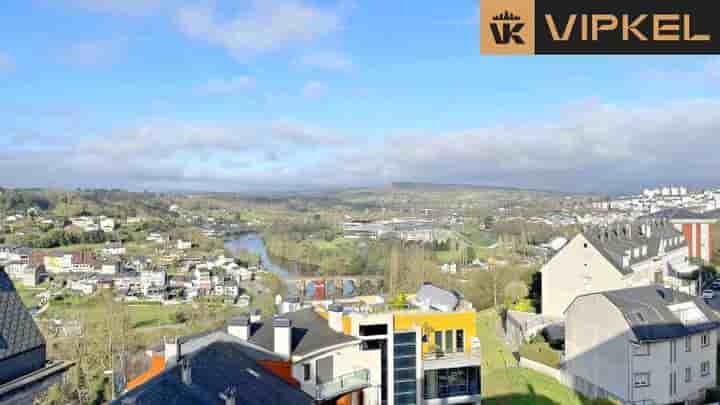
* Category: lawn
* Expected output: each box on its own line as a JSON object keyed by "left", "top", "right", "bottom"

{"left": 477, "top": 310, "right": 609, "bottom": 405}
{"left": 519, "top": 340, "right": 562, "bottom": 369}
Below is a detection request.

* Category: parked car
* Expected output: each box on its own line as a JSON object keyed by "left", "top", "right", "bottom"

{"left": 711, "top": 280, "right": 720, "bottom": 289}
{"left": 703, "top": 290, "right": 715, "bottom": 299}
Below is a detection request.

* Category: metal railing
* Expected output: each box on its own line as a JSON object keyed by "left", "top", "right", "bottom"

{"left": 315, "top": 368, "right": 371, "bottom": 401}
{"left": 422, "top": 347, "right": 482, "bottom": 361}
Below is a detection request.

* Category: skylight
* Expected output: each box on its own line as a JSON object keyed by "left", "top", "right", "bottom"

{"left": 668, "top": 302, "right": 708, "bottom": 325}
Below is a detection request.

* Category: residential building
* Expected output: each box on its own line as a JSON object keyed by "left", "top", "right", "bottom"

{"left": 565, "top": 286, "right": 718, "bottom": 404}
{"left": 126, "top": 310, "right": 374, "bottom": 405}
{"left": 4, "top": 263, "right": 45, "bottom": 287}
{"left": 102, "top": 241, "right": 126, "bottom": 256}
{"left": 114, "top": 340, "right": 314, "bottom": 405}
{"left": 339, "top": 283, "right": 481, "bottom": 405}
{"left": 43, "top": 252, "right": 72, "bottom": 273}
{"left": 68, "top": 279, "right": 96, "bottom": 295}
{"left": 100, "top": 217, "right": 115, "bottom": 233}
{"left": 96, "top": 258, "right": 122, "bottom": 275}
{"left": 141, "top": 269, "right": 167, "bottom": 296}
{"left": 541, "top": 220, "right": 693, "bottom": 317}
{"left": 0, "top": 269, "right": 73, "bottom": 405}
{"left": 176, "top": 239, "right": 192, "bottom": 250}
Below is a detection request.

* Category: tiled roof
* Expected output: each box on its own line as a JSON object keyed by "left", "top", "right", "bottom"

{"left": 601, "top": 286, "right": 720, "bottom": 342}
{"left": 582, "top": 220, "right": 685, "bottom": 275}
{"left": 248, "top": 308, "right": 358, "bottom": 357}
{"left": 114, "top": 341, "right": 314, "bottom": 405}
{"left": 0, "top": 270, "right": 46, "bottom": 362}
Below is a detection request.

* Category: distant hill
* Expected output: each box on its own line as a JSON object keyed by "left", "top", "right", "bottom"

{"left": 389, "top": 182, "right": 570, "bottom": 194}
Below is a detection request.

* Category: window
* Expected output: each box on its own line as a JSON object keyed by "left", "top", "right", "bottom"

{"left": 359, "top": 324, "right": 388, "bottom": 336}
{"left": 445, "top": 330, "right": 453, "bottom": 353}
{"left": 303, "top": 363, "right": 311, "bottom": 381}
{"left": 633, "top": 343, "right": 650, "bottom": 356}
{"left": 669, "top": 372, "right": 677, "bottom": 396}
{"left": 701, "top": 333, "right": 710, "bottom": 347}
{"left": 423, "top": 367, "right": 481, "bottom": 400}
{"left": 633, "top": 373, "right": 650, "bottom": 388}
{"left": 670, "top": 340, "right": 677, "bottom": 364}
{"left": 685, "top": 367, "right": 692, "bottom": 383}
{"left": 456, "top": 330, "right": 464, "bottom": 353}
{"left": 701, "top": 361, "right": 711, "bottom": 376}
{"left": 685, "top": 336, "right": 692, "bottom": 352}
{"left": 434, "top": 331, "right": 443, "bottom": 352}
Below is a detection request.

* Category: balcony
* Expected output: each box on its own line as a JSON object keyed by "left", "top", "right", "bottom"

{"left": 315, "top": 368, "right": 371, "bottom": 401}
{"left": 422, "top": 348, "right": 482, "bottom": 371}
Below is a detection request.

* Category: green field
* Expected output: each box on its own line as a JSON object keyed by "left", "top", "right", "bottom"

{"left": 477, "top": 310, "right": 610, "bottom": 405}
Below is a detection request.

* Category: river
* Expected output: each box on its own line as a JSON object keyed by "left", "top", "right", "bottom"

{"left": 224, "top": 232, "right": 356, "bottom": 297}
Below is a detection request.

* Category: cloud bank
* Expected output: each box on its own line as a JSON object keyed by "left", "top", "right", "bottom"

{"left": 2, "top": 99, "right": 720, "bottom": 193}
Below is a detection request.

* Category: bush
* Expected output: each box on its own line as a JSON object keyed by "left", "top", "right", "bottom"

{"left": 519, "top": 340, "right": 561, "bottom": 369}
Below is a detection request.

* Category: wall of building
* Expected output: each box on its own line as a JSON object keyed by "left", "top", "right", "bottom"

{"left": 565, "top": 294, "right": 632, "bottom": 401}
{"left": 541, "top": 234, "right": 626, "bottom": 318}
{"left": 393, "top": 312, "right": 476, "bottom": 354}
{"left": 631, "top": 331, "right": 716, "bottom": 404}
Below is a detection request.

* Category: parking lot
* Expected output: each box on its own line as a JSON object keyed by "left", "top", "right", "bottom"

{"left": 702, "top": 278, "right": 720, "bottom": 311}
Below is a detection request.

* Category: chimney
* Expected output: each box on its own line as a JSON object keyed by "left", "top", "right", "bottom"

{"left": 328, "top": 304, "right": 344, "bottom": 333}
{"left": 228, "top": 315, "right": 250, "bottom": 340}
{"left": 180, "top": 357, "right": 192, "bottom": 386}
{"left": 273, "top": 317, "right": 292, "bottom": 358}
{"left": 219, "top": 386, "right": 237, "bottom": 405}
{"left": 250, "top": 309, "right": 262, "bottom": 324}
{"left": 164, "top": 336, "right": 181, "bottom": 364}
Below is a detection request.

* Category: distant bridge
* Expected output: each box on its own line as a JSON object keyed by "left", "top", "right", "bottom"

{"left": 282, "top": 275, "right": 385, "bottom": 298}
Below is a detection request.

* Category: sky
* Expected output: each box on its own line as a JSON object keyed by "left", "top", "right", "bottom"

{"left": 1, "top": 0, "right": 720, "bottom": 194}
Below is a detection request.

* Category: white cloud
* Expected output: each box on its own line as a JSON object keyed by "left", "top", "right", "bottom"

{"left": 302, "top": 81, "right": 328, "bottom": 99}
{"left": 297, "top": 51, "right": 352, "bottom": 71}
{"left": 176, "top": 0, "right": 343, "bottom": 57}
{"left": 4, "top": 98, "right": 720, "bottom": 192}
{"left": 58, "top": 39, "right": 125, "bottom": 67}
{"left": 195, "top": 76, "right": 256, "bottom": 95}
{"left": 0, "top": 52, "right": 14, "bottom": 72}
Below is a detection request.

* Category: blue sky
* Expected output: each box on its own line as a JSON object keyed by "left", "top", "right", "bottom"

{"left": 1, "top": 0, "right": 719, "bottom": 193}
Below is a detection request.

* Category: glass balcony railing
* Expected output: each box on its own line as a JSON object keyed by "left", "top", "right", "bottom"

{"left": 315, "top": 368, "right": 371, "bottom": 401}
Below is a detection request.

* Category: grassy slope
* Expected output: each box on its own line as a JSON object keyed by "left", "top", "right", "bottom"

{"left": 478, "top": 310, "right": 594, "bottom": 405}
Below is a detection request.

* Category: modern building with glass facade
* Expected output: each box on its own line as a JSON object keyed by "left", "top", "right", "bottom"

{"left": 338, "top": 283, "right": 482, "bottom": 405}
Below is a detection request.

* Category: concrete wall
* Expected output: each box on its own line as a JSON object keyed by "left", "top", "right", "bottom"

{"left": 630, "top": 331, "right": 716, "bottom": 404}
{"left": 541, "top": 234, "right": 626, "bottom": 318}
{"left": 565, "top": 294, "right": 632, "bottom": 401}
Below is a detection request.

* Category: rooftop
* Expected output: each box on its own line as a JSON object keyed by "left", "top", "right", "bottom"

{"left": 600, "top": 286, "right": 720, "bottom": 342}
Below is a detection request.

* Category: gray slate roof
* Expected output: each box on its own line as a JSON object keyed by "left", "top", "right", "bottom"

{"left": 412, "top": 283, "right": 462, "bottom": 312}
{"left": 601, "top": 286, "right": 720, "bottom": 342}
{"left": 644, "top": 208, "right": 720, "bottom": 221}
{"left": 248, "top": 308, "right": 358, "bottom": 357}
{"left": 114, "top": 341, "right": 314, "bottom": 405}
{"left": 0, "top": 269, "right": 45, "bottom": 362}
{"left": 583, "top": 221, "right": 685, "bottom": 275}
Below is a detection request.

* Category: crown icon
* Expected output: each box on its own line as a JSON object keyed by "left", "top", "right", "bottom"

{"left": 492, "top": 10, "right": 522, "bottom": 21}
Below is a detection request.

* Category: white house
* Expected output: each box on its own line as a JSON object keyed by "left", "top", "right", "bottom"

{"left": 541, "top": 220, "right": 693, "bottom": 318}
{"left": 565, "top": 286, "right": 718, "bottom": 404}
{"left": 176, "top": 239, "right": 192, "bottom": 250}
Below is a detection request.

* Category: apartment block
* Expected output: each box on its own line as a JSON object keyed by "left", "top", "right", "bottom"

{"left": 565, "top": 286, "right": 718, "bottom": 404}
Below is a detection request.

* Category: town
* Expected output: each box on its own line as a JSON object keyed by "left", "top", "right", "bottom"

{"left": 1, "top": 183, "right": 720, "bottom": 405}
{"left": 2, "top": 2, "right": 718, "bottom": 404}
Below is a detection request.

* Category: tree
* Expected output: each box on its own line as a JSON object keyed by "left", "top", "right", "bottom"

{"left": 504, "top": 281, "right": 529, "bottom": 305}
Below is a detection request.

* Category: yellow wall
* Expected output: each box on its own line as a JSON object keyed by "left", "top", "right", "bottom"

{"left": 393, "top": 312, "right": 476, "bottom": 353}
{"left": 342, "top": 315, "right": 352, "bottom": 335}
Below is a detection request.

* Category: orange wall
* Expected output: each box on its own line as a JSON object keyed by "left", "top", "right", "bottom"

{"left": 126, "top": 354, "right": 166, "bottom": 391}
{"left": 257, "top": 360, "right": 299, "bottom": 387}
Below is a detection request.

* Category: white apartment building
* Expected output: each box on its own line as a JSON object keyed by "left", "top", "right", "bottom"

{"left": 565, "top": 286, "right": 718, "bottom": 404}
{"left": 541, "top": 220, "right": 694, "bottom": 318}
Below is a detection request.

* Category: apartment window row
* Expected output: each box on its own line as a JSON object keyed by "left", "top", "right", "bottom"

{"left": 633, "top": 362, "right": 712, "bottom": 390}
{"left": 423, "top": 367, "right": 481, "bottom": 400}
{"left": 634, "top": 333, "right": 711, "bottom": 358}
{"left": 432, "top": 329, "right": 465, "bottom": 353}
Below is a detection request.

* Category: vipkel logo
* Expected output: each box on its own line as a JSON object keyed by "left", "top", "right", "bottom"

{"left": 490, "top": 11, "right": 525, "bottom": 45}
